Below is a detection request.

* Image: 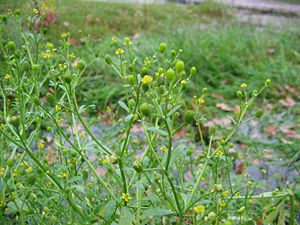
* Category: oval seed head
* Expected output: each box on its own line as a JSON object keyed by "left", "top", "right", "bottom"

{"left": 10, "top": 116, "right": 20, "bottom": 127}
{"left": 190, "top": 66, "right": 197, "bottom": 75}
{"left": 166, "top": 68, "right": 175, "bottom": 81}
{"left": 105, "top": 55, "right": 112, "bottom": 65}
{"left": 76, "top": 60, "right": 85, "bottom": 71}
{"left": 255, "top": 109, "right": 263, "bottom": 118}
{"left": 236, "top": 90, "right": 243, "bottom": 99}
{"left": 158, "top": 43, "right": 167, "bottom": 53}
{"left": 128, "top": 99, "right": 136, "bottom": 110}
{"left": 184, "top": 110, "right": 194, "bottom": 124}
{"left": 175, "top": 60, "right": 185, "bottom": 73}
{"left": 133, "top": 160, "right": 143, "bottom": 173}
{"left": 7, "top": 41, "right": 17, "bottom": 51}
{"left": 140, "top": 103, "right": 151, "bottom": 117}
{"left": 127, "top": 75, "right": 135, "bottom": 85}
{"left": 265, "top": 79, "right": 271, "bottom": 87}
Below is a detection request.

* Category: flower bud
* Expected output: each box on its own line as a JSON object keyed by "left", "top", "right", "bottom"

{"left": 128, "top": 99, "right": 136, "bottom": 110}
{"left": 110, "top": 154, "right": 118, "bottom": 164}
{"left": 158, "top": 43, "right": 167, "bottom": 53}
{"left": 214, "top": 184, "right": 223, "bottom": 192}
{"left": 46, "top": 42, "right": 54, "bottom": 51}
{"left": 7, "top": 159, "right": 14, "bottom": 168}
{"left": 202, "top": 87, "right": 208, "bottom": 95}
{"left": 265, "top": 79, "right": 271, "bottom": 87}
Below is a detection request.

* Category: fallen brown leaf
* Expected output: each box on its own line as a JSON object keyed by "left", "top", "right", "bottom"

{"left": 216, "top": 103, "right": 234, "bottom": 112}
{"left": 279, "top": 96, "right": 296, "bottom": 108}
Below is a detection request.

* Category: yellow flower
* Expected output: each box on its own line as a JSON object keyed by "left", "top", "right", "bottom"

{"left": 33, "top": 8, "right": 39, "bottom": 14}
{"left": 41, "top": 4, "right": 47, "bottom": 11}
{"left": 69, "top": 53, "right": 75, "bottom": 60}
{"left": 42, "top": 52, "right": 52, "bottom": 59}
{"left": 194, "top": 205, "right": 205, "bottom": 214}
{"left": 26, "top": 167, "right": 33, "bottom": 173}
{"left": 240, "top": 83, "right": 247, "bottom": 89}
{"left": 4, "top": 74, "right": 11, "bottom": 80}
{"left": 0, "top": 167, "right": 5, "bottom": 176}
{"left": 58, "top": 172, "right": 67, "bottom": 178}
{"left": 37, "top": 141, "right": 44, "bottom": 150}
{"left": 55, "top": 105, "right": 61, "bottom": 112}
{"left": 121, "top": 193, "right": 131, "bottom": 202}
{"left": 112, "top": 36, "right": 117, "bottom": 42}
{"left": 216, "top": 150, "right": 223, "bottom": 157}
{"left": 198, "top": 97, "right": 205, "bottom": 105}
{"left": 0, "top": 124, "right": 5, "bottom": 129}
{"left": 180, "top": 80, "right": 187, "bottom": 85}
{"left": 141, "top": 75, "right": 153, "bottom": 85}
{"left": 219, "top": 201, "right": 226, "bottom": 207}
{"left": 79, "top": 133, "right": 86, "bottom": 139}
{"left": 115, "top": 48, "right": 125, "bottom": 55}
{"left": 222, "top": 190, "right": 229, "bottom": 197}
{"left": 123, "top": 37, "right": 132, "bottom": 46}
{"left": 160, "top": 146, "right": 167, "bottom": 152}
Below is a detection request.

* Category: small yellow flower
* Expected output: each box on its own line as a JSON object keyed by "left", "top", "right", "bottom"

{"left": 216, "top": 150, "right": 223, "bottom": 157}
{"left": 222, "top": 190, "right": 229, "bottom": 197}
{"left": 121, "top": 192, "right": 131, "bottom": 202}
{"left": 55, "top": 105, "right": 61, "bottom": 112}
{"left": 33, "top": 8, "right": 39, "bottom": 14}
{"left": 181, "top": 80, "right": 187, "bottom": 85}
{"left": 41, "top": 4, "right": 47, "bottom": 11}
{"left": 219, "top": 201, "right": 226, "bottom": 207}
{"left": 103, "top": 155, "right": 110, "bottom": 164}
{"left": 58, "top": 172, "right": 67, "bottom": 178}
{"left": 141, "top": 75, "right": 153, "bottom": 85}
{"left": 115, "top": 48, "right": 125, "bottom": 55}
{"left": 198, "top": 97, "right": 205, "bottom": 105}
{"left": 61, "top": 32, "right": 70, "bottom": 39}
{"left": 42, "top": 52, "right": 52, "bottom": 59}
{"left": 0, "top": 124, "right": 5, "bottom": 129}
{"left": 240, "top": 83, "right": 247, "bottom": 89}
{"left": 37, "top": 141, "right": 44, "bottom": 150}
{"left": 0, "top": 167, "right": 5, "bottom": 176}
{"left": 123, "top": 37, "right": 132, "bottom": 46}
{"left": 79, "top": 133, "right": 86, "bottom": 139}
{"left": 26, "top": 167, "right": 33, "bottom": 173}
{"left": 69, "top": 53, "right": 75, "bottom": 60}
{"left": 260, "top": 169, "right": 266, "bottom": 174}
{"left": 160, "top": 146, "right": 167, "bottom": 152}
{"left": 112, "top": 36, "right": 117, "bottom": 42}
{"left": 194, "top": 205, "right": 205, "bottom": 214}
{"left": 4, "top": 74, "right": 12, "bottom": 80}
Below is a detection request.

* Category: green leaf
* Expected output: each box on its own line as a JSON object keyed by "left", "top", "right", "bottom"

{"left": 125, "top": 114, "right": 133, "bottom": 122}
{"left": 118, "top": 100, "right": 129, "bottom": 112}
{"left": 147, "top": 127, "right": 168, "bottom": 136}
{"left": 167, "top": 105, "right": 181, "bottom": 117}
{"left": 143, "top": 208, "right": 175, "bottom": 217}
{"left": 103, "top": 200, "right": 116, "bottom": 221}
{"left": 119, "top": 207, "right": 133, "bottom": 225}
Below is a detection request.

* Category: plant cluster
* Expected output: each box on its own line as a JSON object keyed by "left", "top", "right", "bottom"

{"left": 0, "top": 7, "right": 298, "bottom": 225}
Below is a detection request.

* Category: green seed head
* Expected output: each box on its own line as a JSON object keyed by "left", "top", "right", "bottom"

{"left": 158, "top": 43, "right": 167, "bottom": 53}
{"left": 46, "top": 93, "right": 55, "bottom": 104}
{"left": 166, "top": 68, "right": 175, "bottom": 81}
{"left": 175, "top": 60, "right": 185, "bottom": 73}
{"left": 202, "top": 87, "right": 208, "bottom": 95}
{"left": 215, "top": 184, "right": 223, "bottom": 192}
{"left": 46, "top": 42, "right": 54, "bottom": 51}
{"left": 133, "top": 160, "right": 143, "bottom": 173}
{"left": 7, "top": 159, "right": 14, "bottom": 168}
{"left": 140, "top": 103, "right": 151, "bottom": 117}
{"left": 265, "top": 79, "right": 271, "bottom": 87}
{"left": 22, "top": 61, "right": 31, "bottom": 71}
{"left": 27, "top": 174, "right": 36, "bottom": 185}
{"left": 76, "top": 60, "right": 85, "bottom": 71}
{"left": 236, "top": 90, "right": 243, "bottom": 99}
{"left": 63, "top": 74, "right": 72, "bottom": 84}
{"left": 141, "top": 67, "right": 148, "bottom": 76}
{"left": 184, "top": 110, "right": 195, "bottom": 124}
{"left": 7, "top": 41, "right": 17, "bottom": 51}
{"left": 255, "top": 109, "right": 263, "bottom": 118}
{"left": 127, "top": 75, "right": 135, "bottom": 85}
{"left": 190, "top": 66, "right": 197, "bottom": 75}
{"left": 10, "top": 116, "right": 20, "bottom": 127}
{"left": 128, "top": 99, "right": 136, "bottom": 110}
{"left": 110, "top": 154, "right": 119, "bottom": 164}
{"left": 105, "top": 55, "right": 112, "bottom": 65}
{"left": 32, "top": 64, "right": 39, "bottom": 71}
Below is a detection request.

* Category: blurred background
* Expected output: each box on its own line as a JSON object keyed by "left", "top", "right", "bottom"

{"left": 0, "top": 0, "right": 300, "bottom": 190}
